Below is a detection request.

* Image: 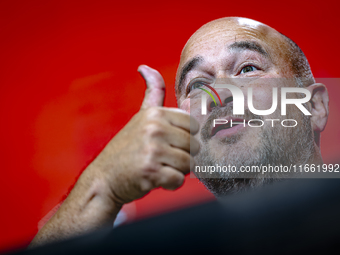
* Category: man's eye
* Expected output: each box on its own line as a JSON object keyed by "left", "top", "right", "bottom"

{"left": 187, "top": 81, "right": 205, "bottom": 94}
{"left": 240, "top": 65, "right": 258, "bottom": 74}
{"left": 191, "top": 81, "right": 205, "bottom": 90}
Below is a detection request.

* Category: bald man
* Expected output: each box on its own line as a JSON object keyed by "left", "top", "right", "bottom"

{"left": 30, "top": 17, "right": 329, "bottom": 247}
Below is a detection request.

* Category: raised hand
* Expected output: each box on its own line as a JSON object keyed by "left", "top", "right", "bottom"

{"left": 30, "top": 65, "right": 200, "bottom": 247}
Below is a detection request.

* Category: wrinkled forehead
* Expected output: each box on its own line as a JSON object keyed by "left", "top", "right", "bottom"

{"left": 176, "top": 17, "right": 287, "bottom": 91}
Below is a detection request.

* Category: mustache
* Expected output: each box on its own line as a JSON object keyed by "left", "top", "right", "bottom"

{"left": 200, "top": 105, "right": 263, "bottom": 142}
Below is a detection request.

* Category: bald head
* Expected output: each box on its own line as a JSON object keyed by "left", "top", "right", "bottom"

{"left": 175, "top": 17, "right": 314, "bottom": 102}
{"left": 173, "top": 17, "right": 328, "bottom": 195}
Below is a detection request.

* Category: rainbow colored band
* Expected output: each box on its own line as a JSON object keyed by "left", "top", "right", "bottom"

{"left": 198, "top": 84, "right": 223, "bottom": 106}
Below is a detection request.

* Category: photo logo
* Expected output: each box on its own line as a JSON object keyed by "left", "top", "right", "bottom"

{"left": 201, "top": 84, "right": 311, "bottom": 116}
{"left": 198, "top": 84, "right": 223, "bottom": 107}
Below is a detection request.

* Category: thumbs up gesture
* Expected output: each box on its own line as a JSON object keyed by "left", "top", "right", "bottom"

{"left": 88, "top": 65, "right": 200, "bottom": 204}
{"left": 30, "top": 65, "right": 201, "bottom": 246}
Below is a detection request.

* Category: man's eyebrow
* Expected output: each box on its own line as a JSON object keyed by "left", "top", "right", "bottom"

{"left": 228, "top": 41, "right": 268, "bottom": 57}
{"left": 177, "top": 56, "right": 203, "bottom": 93}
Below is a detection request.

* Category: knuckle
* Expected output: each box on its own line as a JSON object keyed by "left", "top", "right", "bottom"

{"left": 169, "top": 173, "right": 184, "bottom": 189}
{"left": 146, "top": 107, "right": 164, "bottom": 119}
{"left": 142, "top": 153, "right": 159, "bottom": 171}
{"left": 144, "top": 122, "right": 164, "bottom": 138}
{"left": 180, "top": 154, "right": 192, "bottom": 173}
{"left": 161, "top": 173, "right": 182, "bottom": 190}
{"left": 141, "top": 145, "right": 165, "bottom": 170}
{"left": 179, "top": 152, "right": 191, "bottom": 166}
{"left": 139, "top": 178, "right": 153, "bottom": 192}
{"left": 139, "top": 163, "right": 161, "bottom": 188}
{"left": 147, "top": 144, "right": 164, "bottom": 159}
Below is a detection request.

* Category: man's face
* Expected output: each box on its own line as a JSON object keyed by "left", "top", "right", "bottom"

{"left": 175, "top": 18, "right": 315, "bottom": 195}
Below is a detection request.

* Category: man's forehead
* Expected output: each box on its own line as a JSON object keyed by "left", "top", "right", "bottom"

{"left": 179, "top": 18, "right": 275, "bottom": 66}
{"left": 175, "top": 17, "right": 288, "bottom": 96}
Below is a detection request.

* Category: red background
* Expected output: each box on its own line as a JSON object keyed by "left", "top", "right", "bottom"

{"left": 1, "top": 0, "right": 339, "bottom": 252}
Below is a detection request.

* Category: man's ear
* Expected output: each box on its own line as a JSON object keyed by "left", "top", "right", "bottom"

{"left": 306, "top": 83, "right": 329, "bottom": 132}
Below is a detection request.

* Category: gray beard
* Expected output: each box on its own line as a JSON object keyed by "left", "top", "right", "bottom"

{"left": 194, "top": 105, "right": 315, "bottom": 197}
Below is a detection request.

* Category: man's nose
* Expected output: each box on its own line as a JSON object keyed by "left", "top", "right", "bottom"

{"left": 206, "top": 89, "right": 234, "bottom": 112}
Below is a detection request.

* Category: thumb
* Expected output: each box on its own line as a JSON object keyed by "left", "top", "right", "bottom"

{"left": 138, "top": 65, "right": 165, "bottom": 109}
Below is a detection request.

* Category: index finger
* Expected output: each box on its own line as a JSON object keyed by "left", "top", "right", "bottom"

{"left": 163, "top": 108, "right": 200, "bottom": 135}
